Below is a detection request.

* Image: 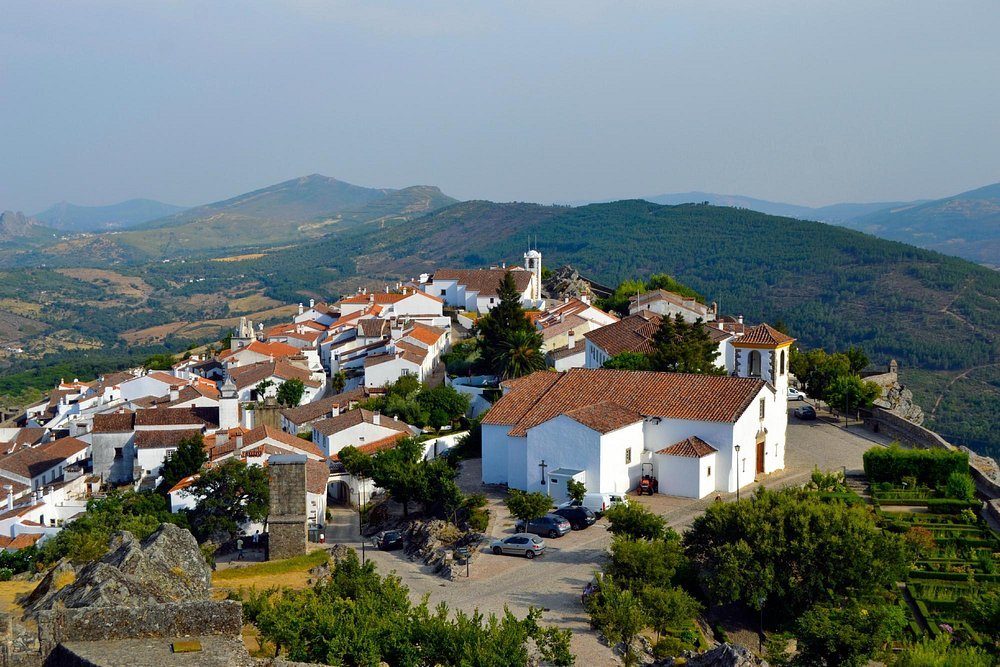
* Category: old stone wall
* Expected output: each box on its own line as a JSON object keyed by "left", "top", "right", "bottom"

{"left": 36, "top": 601, "right": 242, "bottom": 656}
{"left": 268, "top": 456, "right": 307, "bottom": 560}
{"left": 864, "top": 407, "right": 1000, "bottom": 498}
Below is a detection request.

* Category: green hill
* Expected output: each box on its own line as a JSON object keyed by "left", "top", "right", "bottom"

{"left": 33, "top": 199, "right": 187, "bottom": 232}
{"left": 841, "top": 182, "right": 1000, "bottom": 267}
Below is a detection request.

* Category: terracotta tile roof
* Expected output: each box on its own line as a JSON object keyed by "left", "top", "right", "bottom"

{"left": 485, "top": 368, "right": 767, "bottom": 436}
{"left": 134, "top": 429, "right": 203, "bottom": 450}
{"left": 313, "top": 409, "right": 413, "bottom": 437}
{"left": 363, "top": 352, "right": 398, "bottom": 368}
{"left": 5, "top": 533, "right": 44, "bottom": 550}
{"left": 168, "top": 474, "right": 198, "bottom": 495}
{"left": 225, "top": 340, "right": 301, "bottom": 360}
{"left": 91, "top": 411, "right": 136, "bottom": 433}
{"left": 329, "top": 432, "right": 406, "bottom": 461}
{"left": 135, "top": 407, "right": 219, "bottom": 428}
{"left": 358, "top": 318, "right": 392, "bottom": 338}
{"left": 145, "top": 372, "right": 185, "bottom": 387}
{"left": 229, "top": 360, "right": 320, "bottom": 390}
{"left": 732, "top": 323, "right": 795, "bottom": 347}
{"left": 703, "top": 324, "right": 734, "bottom": 343}
{"left": 280, "top": 388, "right": 369, "bottom": 426}
{"left": 0, "top": 437, "right": 89, "bottom": 480}
{"left": 245, "top": 426, "right": 326, "bottom": 460}
{"left": 97, "top": 371, "right": 134, "bottom": 388}
{"left": 340, "top": 290, "right": 444, "bottom": 306}
{"left": 546, "top": 343, "right": 586, "bottom": 361}
{"left": 0, "top": 427, "right": 46, "bottom": 447}
{"left": 0, "top": 480, "right": 30, "bottom": 499}
{"left": 657, "top": 436, "right": 718, "bottom": 458}
{"left": 538, "top": 314, "right": 590, "bottom": 340}
{"left": 431, "top": 269, "right": 532, "bottom": 297}
{"left": 563, "top": 401, "right": 642, "bottom": 433}
{"left": 395, "top": 341, "right": 429, "bottom": 364}
{"left": 405, "top": 322, "right": 447, "bottom": 346}
{"left": 306, "top": 459, "right": 331, "bottom": 494}
{"left": 583, "top": 312, "right": 661, "bottom": 357}
{"left": 630, "top": 289, "right": 707, "bottom": 313}
{"left": 537, "top": 299, "right": 618, "bottom": 329}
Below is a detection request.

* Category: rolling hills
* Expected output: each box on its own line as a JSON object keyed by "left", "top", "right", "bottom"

{"left": 839, "top": 182, "right": 1000, "bottom": 268}
{"left": 0, "top": 190, "right": 997, "bottom": 457}
{"left": 33, "top": 199, "right": 187, "bottom": 232}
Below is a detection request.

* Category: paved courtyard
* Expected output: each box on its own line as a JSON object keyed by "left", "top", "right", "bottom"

{"left": 329, "top": 407, "right": 893, "bottom": 665}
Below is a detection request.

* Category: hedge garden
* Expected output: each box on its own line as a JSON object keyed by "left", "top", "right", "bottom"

{"left": 864, "top": 446, "right": 999, "bottom": 653}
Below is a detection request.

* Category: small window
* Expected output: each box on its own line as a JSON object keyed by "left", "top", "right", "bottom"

{"left": 780, "top": 350, "right": 787, "bottom": 375}
{"left": 625, "top": 448, "right": 632, "bottom": 465}
{"left": 439, "top": 289, "right": 446, "bottom": 296}
{"left": 114, "top": 447, "right": 123, "bottom": 460}
{"left": 759, "top": 398, "right": 766, "bottom": 420}
{"left": 748, "top": 350, "right": 762, "bottom": 377}
{"left": 707, "top": 466, "right": 712, "bottom": 477}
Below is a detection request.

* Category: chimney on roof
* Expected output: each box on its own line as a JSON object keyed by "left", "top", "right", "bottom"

{"left": 738, "top": 315, "right": 744, "bottom": 324}
{"left": 373, "top": 410, "right": 380, "bottom": 426}
{"left": 559, "top": 313, "right": 565, "bottom": 323}
{"left": 235, "top": 433, "right": 243, "bottom": 456}
{"left": 169, "top": 387, "right": 179, "bottom": 402}
{"left": 568, "top": 330, "right": 575, "bottom": 349}
{"left": 4, "top": 485, "right": 12, "bottom": 511}
{"left": 581, "top": 295, "right": 590, "bottom": 305}
{"left": 217, "top": 430, "right": 229, "bottom": 445}
{"left": 298, "top": 303, "right": 304, "bottom": 316}
{"left": 310, "top": 298, "right": 315, "bottom": 308}
{"left": 331, "top": 405, "right": 339, "bottom": 417}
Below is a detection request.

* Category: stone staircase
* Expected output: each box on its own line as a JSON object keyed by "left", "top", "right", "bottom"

{"left": 843, "top": 472, "right": 872, "bottom": 504}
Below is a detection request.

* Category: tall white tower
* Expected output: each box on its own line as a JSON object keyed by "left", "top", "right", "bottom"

{"left": 524, "top": 248, "right": 542, "bottom": 305}
{"left": 218, "top": 373, "right": 239, "bottom": 431}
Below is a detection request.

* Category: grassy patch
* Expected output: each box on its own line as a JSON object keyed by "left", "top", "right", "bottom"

{"left": 213, "top": 550, "right": 330, "bottom": 583}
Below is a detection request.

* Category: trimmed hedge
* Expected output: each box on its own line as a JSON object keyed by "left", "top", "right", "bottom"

{"left": 863, "top": 446, "right": 968, "bottom": 486}
{"left": 925, "top": 499, "right": 981, "bottom": 514}
{"left": 909, "top": 570, "right": 1000, "bottom": 582}
{"left": 817, "top": 491, "right": 864, "bottom": 506}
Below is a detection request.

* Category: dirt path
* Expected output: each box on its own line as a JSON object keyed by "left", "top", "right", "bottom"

{"left": 930, "top": 362, "right": 1000, "bottom": 417}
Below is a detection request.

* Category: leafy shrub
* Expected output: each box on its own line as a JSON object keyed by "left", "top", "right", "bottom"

{"left": 944, "top": 471, "right": 976, "bottom": 502}
{"left": 926, "top": 499, "right": 981, "bottom": 514}
{"left": 0, "top": 568, "right": 12, "bottom": 582}
{"left": 863, "top": 446, "right": 969, "bottom": 486}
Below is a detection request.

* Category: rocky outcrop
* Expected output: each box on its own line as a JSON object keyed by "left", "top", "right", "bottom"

{"left": 541, "top": 265, "right": 613, "bottom": 301}
{"left": 23, "top": 524, "right": 210, "bottom": 617}
{"left": 663, "top": 643, "right": 768, "bottom": 667}
{"left": 874, "top": 381, "right": 924, "bottom": 425}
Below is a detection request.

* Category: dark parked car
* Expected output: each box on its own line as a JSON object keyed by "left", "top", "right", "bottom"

{"left": 553, "top": 506, "right": 597, "bottom": 530}
{"left": 794, "top": 405, "right": 817, "bottom": 420}
{"left": 515, "top": 514, "right": 571, "bottom": 538}
{"left": 372, "top": 529, "right": 404, "bottom": 550}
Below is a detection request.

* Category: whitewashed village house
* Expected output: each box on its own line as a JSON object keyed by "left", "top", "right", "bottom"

{"left": 482, "top": 323, "right": 794, "bottom": 500}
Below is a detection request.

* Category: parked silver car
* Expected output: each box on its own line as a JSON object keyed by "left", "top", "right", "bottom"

{"left": 490, "top": 533, "right": 546, "bottom": 559}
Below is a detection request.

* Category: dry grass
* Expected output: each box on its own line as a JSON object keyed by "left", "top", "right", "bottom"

{"left": 211, "top": 550, "right": 329, "bottom": 593}
{"left": 228, "top": 294, "right": 282, "bottom": 314}
{"left": 212, "top": 253, "right": 267, "bottom": 262}
{"left": 0, "top": 580, "right": 37, "bottom": 614}
{"left": 53, "top": 570, "right": 75, "bottom": 590}
{"left": 55, "top": 268, "right": 152, "bottom": 299}
{"left": 0, "top": 299, "right": 43, "bottom": 317}
{"left": 120, "top": 321, "right": 189, "bottom": 344}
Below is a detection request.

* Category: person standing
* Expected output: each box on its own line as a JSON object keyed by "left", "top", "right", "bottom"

{"left": 236, "top": 537, "right": 244, "bottom": 560}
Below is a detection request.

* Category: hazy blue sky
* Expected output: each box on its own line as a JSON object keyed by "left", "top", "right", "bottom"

{"left": 2, "top": 1, "right": 999, "bottom": 212}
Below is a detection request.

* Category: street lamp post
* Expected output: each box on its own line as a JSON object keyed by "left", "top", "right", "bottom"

{"left": 734, "top": 444, "right": 742, "bottom": 501}
{"left": 358, "top": 476, "right": 366, "bottom": 565}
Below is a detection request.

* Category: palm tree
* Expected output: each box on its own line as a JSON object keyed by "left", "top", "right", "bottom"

{"left": 495, "top": 329, "right": 545, "bottom": 380}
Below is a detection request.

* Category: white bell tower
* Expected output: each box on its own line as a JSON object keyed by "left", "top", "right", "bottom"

{"left": 524, "top": 248, "right": 542, "bottom": 305}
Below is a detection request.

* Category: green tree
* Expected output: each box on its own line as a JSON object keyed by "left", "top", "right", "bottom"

{"left": 649, "top": 314, "right": 722, "bottom": 375}
{"left": 330, "top": 370, "right": 347, "bottom": 394}
{"left": 157, "top": 433, "right": 208, "bottom": 494}
{"left": 566, "top": 479, "right": 587, "bottom": 503}
{"left": 254, "top": 378, "right": 274, "bottom": 401}
{"left": 824, "top": 374, "right": 881, "bottom": 414}
{"left": 187, "top": 460, "right": 270, "bottom": 543}
{"left": 367, "top": 437, "right": 424, "bottom": 517}
{"left": 642, "top": 585, "right": 701, "bottom": 641}
{"left": 587, "top": 575, "right": 648, "bottom": 667}
{"left": 844, "top": 346, "right": 870, "bottom": 374}
{"left": 792, "top": 600, "right": 904, "bottom": 667}
{"left": 477, "top": 271, "right": 539, "bottom": 377}
{"left": 41, "top": 491, "right": 186, "bottom": 564}
{"left": 604, "top": 501, "right": 667, "bottom": 541}
{"left": 605, "top": 535, "right": 686, "bottom": 590}
{"left": 276, "top": 378, "right": 305, "bottom": 407}
{"left": 416, "top": 384, "right": 471, "bottom": 427}
{"left": 683, "top": 488, "right": 910, "bottom": 619}
{"left": 504, "top": 489, "right": 552, "bottom": 523}
{"left": 143, "top": 353, "right": 176, "bottom": 370}
{"left": 493, "top": 328, "right": 546, "bottom": 380}
{"left": 603, "top": 352, "right": 652, "bottom": 371}
{"left": 944, "top": 470, "right": 976, "bottom": 501}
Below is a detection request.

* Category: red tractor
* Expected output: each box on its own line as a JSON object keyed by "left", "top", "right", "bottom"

{"left": 637, "top": 463, "right": 658, "bottom": 495}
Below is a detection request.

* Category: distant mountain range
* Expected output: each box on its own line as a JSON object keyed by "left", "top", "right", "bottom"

{"left": 0, "top": 211, "right": 58, "bottom": 247}
{"left": 34, "top": 199, "right": 187, "bottom": 232}
{"left": 642, "top": 185, "right": 1000, "bottom": 267}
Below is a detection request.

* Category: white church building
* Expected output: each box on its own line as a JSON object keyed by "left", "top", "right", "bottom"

{"left": 481, "top": 324, "right": 795, "bottom": 500}
{"left": 420, "top": 250, "right": 543, "bottom": 314}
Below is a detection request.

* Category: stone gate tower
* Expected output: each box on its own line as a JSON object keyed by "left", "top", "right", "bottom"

{"left": 267, "top": 455, "right": 308, "bottom": 560}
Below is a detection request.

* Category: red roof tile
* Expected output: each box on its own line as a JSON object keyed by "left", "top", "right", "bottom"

{"left": 431, "top": 269, "right": 532, "bottom": 297}
{"left": 732, "top": 323, "right": 795, "bottom": 347}
{"left": 656, "top": 436, "right": 718, "bottom": 458}
{"left": 583, "top": 312, "right": 661, "bottom": 357}
{"left": 486, "top": 368, "right": 766, "bottom": 436}
{"left": 563, "top": 401, "right": 642, "bottom": 433}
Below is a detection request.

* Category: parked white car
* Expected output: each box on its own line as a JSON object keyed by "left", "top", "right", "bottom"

{"left": 558, "top": 492, "right": 628, "bottom": 516}
{"left": 787, "top": 387, "right": 807, "bottom": 401}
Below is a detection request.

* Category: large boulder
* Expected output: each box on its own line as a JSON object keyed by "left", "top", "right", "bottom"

{"left": 673, "top": 643, "right": 768, "bottom": 667}
{"left": 22, "top": 523, "right": 211, "bottom": 617}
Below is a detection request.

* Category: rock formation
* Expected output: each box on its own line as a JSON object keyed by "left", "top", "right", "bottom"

{"left": 22, "top": 523, "right": 210, "bottom": 616}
